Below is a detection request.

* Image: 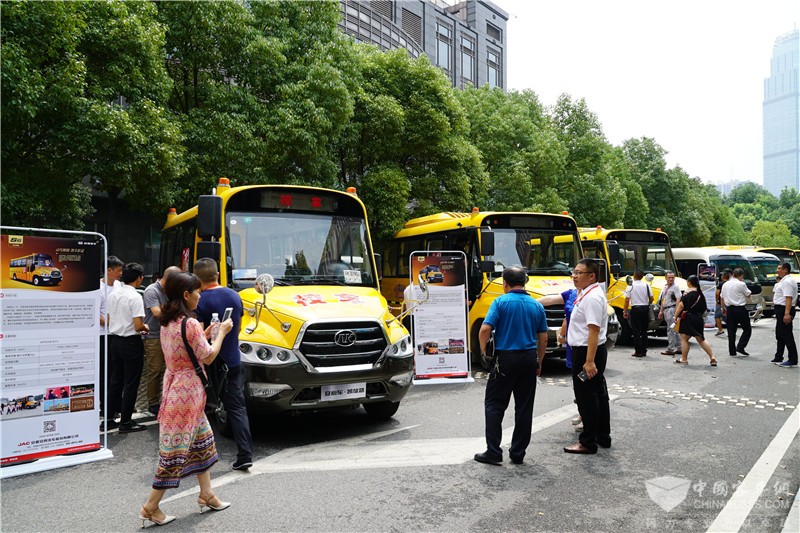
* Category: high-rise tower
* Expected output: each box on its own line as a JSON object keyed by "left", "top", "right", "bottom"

{"left": 763, "top": 29, "right": 800, "bottom": 195}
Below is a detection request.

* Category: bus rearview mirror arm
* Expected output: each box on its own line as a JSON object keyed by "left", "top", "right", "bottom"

{"left": 245, "top": 274, "right": 291, "bottom": 334}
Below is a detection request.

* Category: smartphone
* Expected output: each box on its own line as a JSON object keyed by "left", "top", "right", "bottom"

{"left": 222, "top": 307, "right": 233, "bottom": 322}
{"left": 577, "top": 370, "right": 589, "bottom": 382}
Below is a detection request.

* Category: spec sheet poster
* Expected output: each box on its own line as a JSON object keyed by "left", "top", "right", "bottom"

{"left": 0, "top": 234, "right": 102, "bottom": 466}
{"left": 409, "top": 251, "right": 470, "bottom": 380}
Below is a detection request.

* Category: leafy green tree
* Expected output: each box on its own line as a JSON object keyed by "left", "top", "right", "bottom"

{"left": 1, "top": 0, "right": 183, "bottom": 229}
{"left": 456, "top": 87, "right": 566, "bottom": 213}
{"left": 750, "top": 220, "right": 800, "bottom": 248}
{"left": 334, "top": 47, "right": 485, "bottom": 244}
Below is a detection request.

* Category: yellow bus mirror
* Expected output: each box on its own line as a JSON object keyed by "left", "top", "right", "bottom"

{"left": 255, "top": 274, "right": 274, "bottom": 296}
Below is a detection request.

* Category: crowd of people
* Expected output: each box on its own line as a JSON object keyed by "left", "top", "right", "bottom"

{"left": 99, "top": 256, "right": 255, "bottom": 527}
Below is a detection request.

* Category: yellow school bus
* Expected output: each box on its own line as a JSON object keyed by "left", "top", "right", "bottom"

{"left": 578, "top": 227, "right": 686, "bottom": 344}
{"left": 381, "top": 210, "right": 620, "bottom": 365}
{"left": 160, "top": 178, "right": 413, "bottom": 420}
{"left": 9, "top": 253, "right": 62, "bottom": 286}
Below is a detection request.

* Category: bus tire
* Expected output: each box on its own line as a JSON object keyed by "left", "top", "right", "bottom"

{"left": 33, "top": 276, "right": 40, "bottom": 286}
{"left": 363, "top": 401, "right": 399, "bottom": 420}
{"left": 471, "top": 320, "right": 491, "bottom": 371}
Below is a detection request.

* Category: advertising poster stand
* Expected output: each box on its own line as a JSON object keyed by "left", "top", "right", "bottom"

{"left": 1, "top": 226, "right": 113, "bottom": 479}
{"left": 408, "top": 251, "right": 473, "bottom": 385}
{"left": 698, "top": 263, "right": 718, "bottom": 329}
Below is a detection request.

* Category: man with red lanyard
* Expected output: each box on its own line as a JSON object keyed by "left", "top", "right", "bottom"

{"left": 565, "top": 258, "right": 611, "bottom": 454}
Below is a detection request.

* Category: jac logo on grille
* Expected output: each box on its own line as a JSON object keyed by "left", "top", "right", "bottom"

{"left": 334, "top": 330, "right": 357, "bottom": 347}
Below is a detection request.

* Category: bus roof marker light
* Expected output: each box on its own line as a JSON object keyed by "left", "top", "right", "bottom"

{"left": 656, "top": 227, "right": 662, "bottom": 232}
{"left": 562, "top": 211, "right": 568, "bottom": 215}
{"left": 346, "top": 187, "right": 357, "bottom": 196}
{"left": 167, "top": 208, "right": 177, "bottom": 220}
{"left": 472, "top": 207, "right": 480, "bottom": 213}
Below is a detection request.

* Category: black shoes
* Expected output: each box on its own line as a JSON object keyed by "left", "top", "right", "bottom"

{"left": 118, "top": 422, "right": 147, "bottom": 433}
{"left": 232, "top": 459, "right": 253, "bottom": 471}
{"left": 770, "top": 357, "right": 783, "bottom": 363}
{"left": 474, "top": 452, "right": 502, "bottom": 465}
{"left": 99, "top": 420, "right": 118, "bottom": 432}
{"left": 597, "top": 439, "right": 612, "bottom": 449}
{"left": 736, "top": 349, "right": 750, "bottom": 356}
{"left": 510, "top": 456, "right": 524, "bottom": 465}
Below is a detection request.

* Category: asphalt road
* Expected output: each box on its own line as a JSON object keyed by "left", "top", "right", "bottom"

{"left": 1, "top": 319, "right": 798, "bottom": 532}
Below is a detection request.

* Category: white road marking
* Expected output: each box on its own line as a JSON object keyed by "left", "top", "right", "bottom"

{"left": 162, "top": 397, "right": 618, "bottom": 504}
{"left": 706, "top": 407, "right": 800, "bottom": 533}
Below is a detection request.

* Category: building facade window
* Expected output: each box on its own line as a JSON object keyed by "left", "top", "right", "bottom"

{"left": 460, "top": 34, "right": 476, "bottom": 87}
{"left": 436, "top": 22, "right": 452, "bottom": 72}
{"left": 486, "top": 22, "right": 502, "bottom": 42}
{"left": 487, "top": 48, "right": 501, "bottom": 89}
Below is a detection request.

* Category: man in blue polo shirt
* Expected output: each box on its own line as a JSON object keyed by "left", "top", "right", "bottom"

{"left": 194, "top": 258, "right": 254, "bottom": 471}
{"left": 475, "top": 266, "right": 548, "bottom": 465}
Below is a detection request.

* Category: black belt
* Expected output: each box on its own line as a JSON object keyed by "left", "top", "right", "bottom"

{"left": 495, "top": 349, "right": 536, "bottom": 355}
{"left": 727, "top": 305, "right": 746, "bottom": 308}
{"left": 632, "top": 304, "right": 649, "bottom": 308}
{"left": 663, "top": 305, "right": 675, "bottom": 309}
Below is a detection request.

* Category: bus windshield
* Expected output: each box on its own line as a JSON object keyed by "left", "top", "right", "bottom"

{"left": 750, "top": 259, "right": 780, "bottom": 285}
{"left": 760, "top": 250, "right": 800, "bottom": 273}
{"left": 617, "top": 241, "right": 676, "bottom": 276}
{"left": 227, "top": 212, "right": 375, "bottom": 289}
{"left": 713, "top": 258, "right": 757, "bottom": 283}
{"left": 490, "top": 229, "right": 581, "bottom": 277}
{"left": 35, "top": 254, "right": 54, "bottom": 267}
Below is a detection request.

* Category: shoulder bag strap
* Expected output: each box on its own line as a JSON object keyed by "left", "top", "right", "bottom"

{"left": 181, "top": 316, "right": 209, "bottom": 387}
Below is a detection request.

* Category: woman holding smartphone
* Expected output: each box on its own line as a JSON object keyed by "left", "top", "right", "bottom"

{"left": 139, "top": 272, "right": 234, "bottom": 527}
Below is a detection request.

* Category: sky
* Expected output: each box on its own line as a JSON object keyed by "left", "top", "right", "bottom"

{"left": 496, "top": 0, "right": 799, "bottom": 185}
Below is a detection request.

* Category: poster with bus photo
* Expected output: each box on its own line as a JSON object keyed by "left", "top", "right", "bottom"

{"left": 409, "top": 251, "right": 472, "bottom": 382}
{"left": 1, "top": 233, "right": 103, "bottom": 467}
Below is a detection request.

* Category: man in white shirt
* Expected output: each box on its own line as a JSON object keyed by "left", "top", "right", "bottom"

{"left": 623, "top": 269, "right": 654, "bottom": 357}
{"left": 565, "top": 258, "right": 610, "bottom": 455}
{"left": 98, "top": 255, "right": 123, "bottom": 419}
{"left": 658, "top": 271, "right": 683, "bottom": 355}
{"left": 772, "top": 262, "right": 797, "bottom": 367}
{"left": 106, "top": 262, "right": 149, "bottom": 432}
{"left": 719, "top": 267, "right": 752, "bottom": 357}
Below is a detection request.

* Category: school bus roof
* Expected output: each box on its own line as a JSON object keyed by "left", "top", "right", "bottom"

{"left": 162, "top": 183, "right": 365, "bottom": 230}
{"left": 578, "top": 227, "right": 669, "bottom": 241}
{"left": 395, "top": 211, "right": 576, "bottom": 238}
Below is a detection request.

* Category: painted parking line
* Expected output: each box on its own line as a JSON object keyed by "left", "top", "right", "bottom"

{"left": 706, "top": 407, "right": 800, "bottom": 533}
{"left": 162, "top": 398, "right": 605, "bottom": 504}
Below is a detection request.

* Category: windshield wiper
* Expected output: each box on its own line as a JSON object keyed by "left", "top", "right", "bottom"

{"left": 304, "top": 276, "right": 348, "bottom": 286}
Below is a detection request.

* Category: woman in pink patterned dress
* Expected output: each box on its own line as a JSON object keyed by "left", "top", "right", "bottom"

{"left": 139, "top": 272, "right": 233, "bottom": 527}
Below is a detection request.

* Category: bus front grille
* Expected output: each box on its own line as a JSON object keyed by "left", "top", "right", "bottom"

{"left": 543, "top": 304, "right": 566, "bottom": 328}
{"left": 299, "top": 321, "right": 388, "bottom": 368}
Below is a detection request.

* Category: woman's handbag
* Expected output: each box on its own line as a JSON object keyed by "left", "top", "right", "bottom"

{"left": 181, "top": 317, "right": 228, "bottom": 404}
{"left": 672, "top": 311, "right": 686, "bottom": 331}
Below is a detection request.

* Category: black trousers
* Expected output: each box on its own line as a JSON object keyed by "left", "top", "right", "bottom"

{"left": 484, "top": 349, "right": 538, "bottom": 461}
{"left": 630, "top": 305, "right": 650, "bottom": 355}
{"left": 774, "top": 305, "right": 798, "bottom": 364}
{"left": 726, "top": 306, "right": 751, "bottom": 355}
{"left": 571, "top": 345, "right": 611, "bottom": 452}
{"left": 225, "top": 366, "right": 254, "bottom": 462}
{"left": 98, "top": 335, "right": 108, "bottom": 416}
{"left": 107, "top": 335, "right": 144, "bottom": 425}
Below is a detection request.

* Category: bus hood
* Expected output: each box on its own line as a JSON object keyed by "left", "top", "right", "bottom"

{"left": 241, "top": 286, "right": 391, "bottom": 322}
{"left": 486, "top": 276, "right": 576, "bottom": 298}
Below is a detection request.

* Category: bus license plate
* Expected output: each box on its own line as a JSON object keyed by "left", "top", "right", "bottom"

{"left": 321, "top": 382, "right": 366, "bottom": 401}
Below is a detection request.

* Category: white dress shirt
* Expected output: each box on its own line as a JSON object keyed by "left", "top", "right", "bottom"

{"left": 568, "top": 283, "right": 608, "bottom": 346}
{"left": 774, "top": 274, "right": 798, "bottom": 307}
{"left": 624, "top": 280, "right": 652, "bottom": 306}
{"left": 720, "top": 278, "right": 751, "bottom": 307}
{"left": 107, "top": 284, "right": 145, "bottom": 337}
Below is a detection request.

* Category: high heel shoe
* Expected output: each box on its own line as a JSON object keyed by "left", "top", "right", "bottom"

{"left": 197, "top": 494, "right": 231, "bottom": 513}
{"left": 138, "top": 507, "right": 176, "bottom": 528}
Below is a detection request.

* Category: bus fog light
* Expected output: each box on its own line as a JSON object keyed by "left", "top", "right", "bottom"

{"left": 257, "top": 347, "right": 272, "bottom": 361}
{"left": 276, "top": 350, "right": 291, "bottom": 362}
{"left": 390, "top": 372, "right": 414, "bottom": 387}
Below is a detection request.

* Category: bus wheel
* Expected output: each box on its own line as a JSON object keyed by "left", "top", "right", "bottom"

{"left": 33, "top": 276, "right": 40, "bottom": 286}
{"left": 363, "top": 401, "right": 399, "bottom": 420}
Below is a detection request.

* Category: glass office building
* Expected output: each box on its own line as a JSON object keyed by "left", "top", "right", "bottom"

{"left": 339, "top": 0, "right": 508, "bottom": 90}
{"left": 763, "top": 29, "right": 800, "bottom": 195}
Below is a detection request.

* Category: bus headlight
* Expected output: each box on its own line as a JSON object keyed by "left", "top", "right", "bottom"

{"left": 387, "top": 336, "right": 413, "bottom": 358}
{"left": 240, "top": 342, "right": 299, "bottom": 366}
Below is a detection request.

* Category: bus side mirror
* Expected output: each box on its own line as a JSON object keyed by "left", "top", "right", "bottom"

{"left": 606, "top": 241, "right": 622, "bottom": 274}
{"left": 373, "top": 253, "right": 382, "bottom": 280}
{"left": 480, "top": 228, "right": 495, "bottom": 257}
{"left": 479, "top": 260, "right": 495, "bottom": 273}
{"left": 595, "top": 258, "right": 608, "bottom": 284}
{"left": 197, "top": 195, "right": 222, "bottom": 239}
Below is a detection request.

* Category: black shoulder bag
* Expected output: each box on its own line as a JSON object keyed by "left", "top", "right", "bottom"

{"left": 181, "top": 317, "right": 228, "bottom": 405}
